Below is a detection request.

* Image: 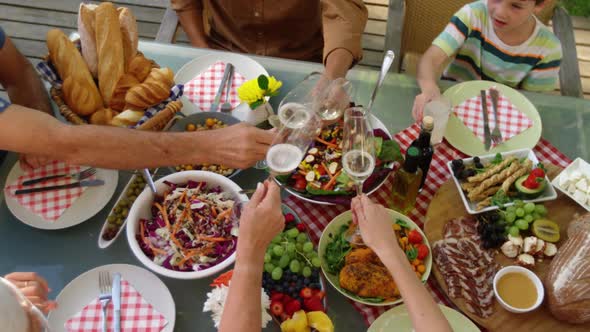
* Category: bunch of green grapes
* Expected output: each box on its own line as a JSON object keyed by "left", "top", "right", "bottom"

{"left": 499, "top": 200, "right": 548, "bottom": 237}
{"left": 263, "top": 227, "right": 321, "bottom": 281}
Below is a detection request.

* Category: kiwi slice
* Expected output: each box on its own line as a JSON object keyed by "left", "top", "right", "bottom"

{"left": 532, "top": 219, "right": 560, "bottom": 243}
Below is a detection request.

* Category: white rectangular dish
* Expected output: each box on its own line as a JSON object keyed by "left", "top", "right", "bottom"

{"left": 446, "top": 148, "right": 557, "bottom": 214}
{"left": 551, "top": 158, "right": 590, "bottom": 212}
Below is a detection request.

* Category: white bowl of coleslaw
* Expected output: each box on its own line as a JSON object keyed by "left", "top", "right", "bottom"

{"left": 126, "top": 171, "right": 248, "bottom": 279}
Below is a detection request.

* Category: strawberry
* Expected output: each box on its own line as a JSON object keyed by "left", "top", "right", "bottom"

{"left": 279, "top": 313, "right": 289, "bottom": 322}
{"left": 296, "top": 223, "right": 306, "bottom": 232}
{"left": 303, "top": 297, "right": 324, "bottom": 312}
{"left": 282, "top": 295, "right": 293, "bottom": 305}
{"left": 531, "top": 168, "right": 545, "bottom": 178}
{"left": 285, "top": 299, "right": 302, "bottom": 316}
{"left": 300, "top": 287, "right": 313, "bottom": 299}
{"left": 408, "top": 229, "right": 423, "bottom": 244}
{"left": 313, "top": 290, "right": 326, "bottom": 301}
{"left": 416, "top": 244, "right": 429, "bottom": 260}
{"left": 293, "top": 178, "right": 307, "bottom": 191}
{"left": 270, "top": 301, "right": 284, "bottom": 316}
{"left": 524, "top": 176, "right": 540, "bottom": 189}
{"left": 271, "top": 292, "right": 284, "bottom": 302}
{"left": 284, "top": 213, "right": 296, "bottom": 223}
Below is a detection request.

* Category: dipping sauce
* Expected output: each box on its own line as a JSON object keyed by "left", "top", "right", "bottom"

{"left": 496, "top": 272, "right": 537, "bottom": 309}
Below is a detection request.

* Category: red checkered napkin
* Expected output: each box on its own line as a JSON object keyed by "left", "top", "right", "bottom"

{"left": 4, "top": 161, "right": 93, "bottom": 222}
{"left": 65, "top": 279, "right": 167, "bottom": 332}
{"left": 452, "top": 88, "right": 533, "bottom": 147}
{"left": 183, "top": 61, "right": 246, "bottom": 111}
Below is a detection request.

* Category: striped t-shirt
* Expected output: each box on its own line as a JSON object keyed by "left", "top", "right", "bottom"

{"left": 433, "top": 0, "right": 562, "bottom": 92}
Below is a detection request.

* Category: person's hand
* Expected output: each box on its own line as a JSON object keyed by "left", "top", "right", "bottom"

{"left": 205, "top": 123, "right": 275, "bottom": 169}
{"left": 4, "top": 272, "right": 57, "bottom": 314}
{"left": 351, "top": 195, "right": 400, "bottom": 255}
{"left": 237, "top": 181, "right": 284, "bottom": 261}
{"left": 19, "top": 154, "right": 52, "bottom": 172}
{"left": 411, "top": 88, "right": 441, "bottom": 122}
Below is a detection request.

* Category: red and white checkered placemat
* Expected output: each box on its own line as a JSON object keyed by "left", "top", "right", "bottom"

{"left": 183, "top": 61, "right": 246, "bottom": 112}
{"left": 65, "top": 279, "right": 167, "bottom": 332}
{"left": 453, "top": 88, "right": 533, "bottom": 148}
{"left": 4, "top": 161, "right": 93, "bottom": 222}
{"left": 284, "top": 123, "right": 572, "bottom": 327}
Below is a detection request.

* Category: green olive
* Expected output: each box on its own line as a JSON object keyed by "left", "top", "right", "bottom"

{"left": 108, "top": 215, "right": 116, "bottom": 223}
{"left": 129, "top": 195, "right": 137, "bottom": 201}
{"left": 126, "top": 189, "right": 135, "bottom": 196}
{"left": 116, "top": 218, "right": 124, "bottom": 226}
{"left": 121, "top": 209, "right": 129, "bottom": 217}
{"left": 119, "top": 198, "right": 129, "bottom": 206}
{"left": 114, "top": 206, "right": 121, "bottom": 213}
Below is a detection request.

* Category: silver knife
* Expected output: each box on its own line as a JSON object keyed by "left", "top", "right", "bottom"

{"left": 480, "top": 90, "right": 492, "bottom": 151}
{"left": 141, "top": 168, "right": 157, "bottom": 194}
{"left": 112, "top": 273, "right": 121, "bottom": 332}
{"left": 14, "top": 179, "right": 105, "bottom": 195}
{"left": 209, "top": 64, "right": 233, "bottom": 112}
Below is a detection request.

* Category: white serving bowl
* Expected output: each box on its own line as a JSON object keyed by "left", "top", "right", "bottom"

{"left": 126, "top": 171, "right": 248, "bottom": 280}
{"left": 493, "top": 265, "right": 544, "bottom": 313}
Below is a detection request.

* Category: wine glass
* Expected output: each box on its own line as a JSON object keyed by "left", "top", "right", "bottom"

{"left": 0, "top": 277, "right": 49, "bottom": 332}
{"left": 342, "top": 107, "right": 375, "bottom": 245}
{"left": 313, "top": 78, "right": 355, "bottom": 123}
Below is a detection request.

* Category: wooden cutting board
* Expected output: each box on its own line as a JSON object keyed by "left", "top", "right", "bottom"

{"left": 424, "top": 164, "right": 590, "bottom": 331}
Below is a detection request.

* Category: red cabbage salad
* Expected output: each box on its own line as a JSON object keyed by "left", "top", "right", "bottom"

{"left": 136, "top": 180, "right": 237, "bottom": 272}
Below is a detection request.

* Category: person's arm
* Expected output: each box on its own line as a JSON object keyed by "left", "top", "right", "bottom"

{"left": 170, "top": 0, "right": 209, "bottom": 48}
{"left": 411, "top": 45, "right": 448, "bottom": 120}
{"left": 219, "top": 181, "right": 284, "bottom": 332}
{"left": 321, "top": 0, "right": 368, "bottom": 79}
{"left": 0, "top": 104, "right": 274, "bottom": 170}
{"left": 0, "top": 30, "right": 51, "bottom": 115}
{"left": 4, "top": 272, "right": 57, "bottom": 315}
{"left": 352, "top": 195, "right": 451, "bottom": 332}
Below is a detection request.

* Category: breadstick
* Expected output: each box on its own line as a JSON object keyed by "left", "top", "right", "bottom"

{"left": 461, "top": 182, "right": 480, "bottom": 192}
{"left": 476, "top": 198, "right": 493, "bottom": 210}
{"left": 468, "top": 161, "right": 521, "bottom": 200}
{"left": 471, "top": 185, "right": 502, "bottom": 202}
{"left": 501, "top": 159, "right": 533, "bottom": 193}
{"left": 467, "top": 157, "right": 517, "bottom": 183}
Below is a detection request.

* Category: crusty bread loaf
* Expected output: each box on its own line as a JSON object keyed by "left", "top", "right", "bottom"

{"left": 117, "top": 7, "right": 138, "bottom": 71}
{"left": 77, "top": 3, "right": 98, "bottom": 78}
{"left": 546, "top": 214, "right": 590, "bottom": 324}
{"left": 110, "top": 74, "right": 140, "bottom": 111}
{"left": 125, "top": 67, "right": 174, "bottom": 110}
{"left": 95, "top": 2, "right": 125, "bottom": 105}
{"left": 110, "top": 109, "right": 144, "bottom": 127}
{"left": 89, "top": 108, "right": 117, "bottom": 125}
{"left": 128, "top": 53, "right": 157, "bottom": 82}
{"left": 46, "top": 29, "right": 103, "bottom": 115}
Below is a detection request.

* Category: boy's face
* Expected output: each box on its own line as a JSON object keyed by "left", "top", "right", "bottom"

{"left": 487, "top": 0, "right": 539, "bottom": 33}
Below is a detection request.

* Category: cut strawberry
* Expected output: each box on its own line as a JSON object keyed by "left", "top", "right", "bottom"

{"left": 303, "top": 297, "right": 324, "bottom": 312}
{"left": 300, "top": 287, "right": 313, "bottom": 299}
{"left": 417, "top": 244, "right": 429, "bottom": 260}
{"left": 312, "top": 290, "right": 325, "bottom": 300}
{"left": 271, "top": 301, "right": 284, "bottom": 316}
{"left": 284, "top": 213, "right": 296, "bottom": 223}
{"left": 285, "top": 299, "right": 302, "bottom": 316}
{"left": 296, "top": 223, "right": 306, "bottom": 232}
{"left": 271, "top": 292, "right": 284, "bottom": 302}
{"left": 531, "top": 168, "right": 545, "bottom": 178}
{"left": 408, "top": 229, "right": 423, "bottom": 244}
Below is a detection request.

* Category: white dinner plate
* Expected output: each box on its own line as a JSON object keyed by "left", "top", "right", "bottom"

{"left": 4, "top": 163, "right": 118, "bottom": 230}
{"left": 174, "top": 52, "right": 269, "bottom": 116}
{"left": 368, "top": 304, "right": 479, "bottom": 332}
{"left": 48, "top": 264, "right": 175, "bottom": 332}
{"left": 281, "top": 114, "right": 393, "bottom": 206}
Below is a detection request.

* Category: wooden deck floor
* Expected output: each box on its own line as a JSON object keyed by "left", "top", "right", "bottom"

{"left": 0, "top": 0, "right": 589, "bottom": 99}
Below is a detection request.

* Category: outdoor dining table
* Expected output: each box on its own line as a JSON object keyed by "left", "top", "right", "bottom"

{"left": 0, "top": 40, "right": 589, "bottom": 331}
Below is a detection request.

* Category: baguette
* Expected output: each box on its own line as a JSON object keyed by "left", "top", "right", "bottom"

{"left": 125, "top": 67, "right": 174, "bottom": 110}
{"left": 110, "top": 74, "right": 140, "bottom": 111}
{"left": 46, "top": 29, "right": 103, "bottom": 115}
{"left": 77, "top": 3, "right": 98, "bottom": 78}
{"left": 117, "top": 7, "right": 138, "bottom": 71}
{"left": 95, "top": 2, "right": 125, "bottom": 105}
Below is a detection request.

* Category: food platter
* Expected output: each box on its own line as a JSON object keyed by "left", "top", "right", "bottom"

{"left": 277, "top": 114, "right": 397, "bottom": 206}
{"left": 424, "top": 164, "right": 589, "bottom": 331}
{"left": 318, "top": 209, "right": 432, "bottom": 306}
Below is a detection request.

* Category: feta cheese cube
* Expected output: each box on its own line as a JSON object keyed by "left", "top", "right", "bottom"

{"left": 576, "top": 178, "right": 588, "bottom": 192}
{"left": 574, "top": 189, "right": 586, "bottom": 203}
{"left": 558, "top": 175, "right": 570, "bottom": 188}
{"left": 570, "top": 170, "right": 582, "bottom": 181}
{"left": 567, "top": 183, "right": 577, "bottom": 194}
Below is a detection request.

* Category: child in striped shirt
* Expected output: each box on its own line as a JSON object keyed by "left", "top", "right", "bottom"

{"left": 412, "top": 0, "right": 562, "bottom": 120}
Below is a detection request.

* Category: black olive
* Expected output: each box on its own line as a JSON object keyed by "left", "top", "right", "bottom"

{"left": 475, "top": 162, "right": 484, "bottom": 169}
{"left": 452, "top": 159, "right": 464, "bottom": 169}
{"left": 459, "top": 169, "right": 471, "bottom": 180}
{"left": 474, "top": 157, "right": 481, "bottom": 163}
{"left": 466, "top": 169, "right": 477, "bottom": 177}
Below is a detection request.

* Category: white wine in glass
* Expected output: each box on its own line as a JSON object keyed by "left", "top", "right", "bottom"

{"left": 342, "top": 107, "right": 376, "bottom": 195}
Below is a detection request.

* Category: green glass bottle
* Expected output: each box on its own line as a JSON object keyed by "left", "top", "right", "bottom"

{"left": 390, "top": 146, "right": 423, "bottom": 214}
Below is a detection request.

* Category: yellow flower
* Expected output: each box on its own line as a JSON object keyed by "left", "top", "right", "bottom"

{"left": 237, "top": 75, "right": 283, "bottom": 108}
{"left": 266, "top": 76, "right": 282, "bottom": 95}
{"left": 237, "top": 79, "right": 264, "bottom": 105}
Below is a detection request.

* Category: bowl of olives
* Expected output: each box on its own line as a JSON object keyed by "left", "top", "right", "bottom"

{"left": 98, "top": 171, "right": 155, "bottom": 249}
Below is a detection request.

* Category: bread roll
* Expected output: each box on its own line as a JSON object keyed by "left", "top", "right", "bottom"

{"left": 77, "top": 3, "right": 98, "bottom": 78}
{"left": 89, "top": 108, "right": 117, "bottom": 125}
{"left": 128, "top": 53, "right": 157, "bottom": 82}
{"left": 47, "top": 29, "right": 103, "bottom": 115}
{"left": 125, "top": 67, "right": 174, "bottom": 110}
{"left": 95, "top": 2, "right": 125, "bottom": 105}
{"left": 110, "top": 109, "right": 144, "bottom": 127}
{"left": 117, "top": 7, "right": 138, "bottom": 70}
{"left": 110, "top": 74, "right": 140, "bottom": 111}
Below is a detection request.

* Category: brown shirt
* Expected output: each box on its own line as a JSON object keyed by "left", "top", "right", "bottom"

{"left": 170, "top": 0, "right": 368, "bottom": 64}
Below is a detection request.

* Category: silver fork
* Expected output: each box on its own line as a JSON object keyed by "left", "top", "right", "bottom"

{"left": 489, "top": 88, "right": 503, "bottom": 145}
{"left": 98, "top": 271, "right": 112, "bottom": 332}
{"left": 220, "top": 63, "right": 235, "bottom": 113}
{"left": 22, "top": 167, "right": 96, "bottom": 186}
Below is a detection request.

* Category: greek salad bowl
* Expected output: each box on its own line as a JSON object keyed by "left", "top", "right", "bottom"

{"left": 126, "top": 171, "right": 248, "bottom": 280}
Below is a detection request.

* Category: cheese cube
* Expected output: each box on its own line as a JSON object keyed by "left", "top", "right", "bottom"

{"left": 576, "top": 178, "right": 588, "bottom": 192}
{"left": 573, "top": 189, "right": 586, "bottom": 203}
{"left": 570, "top": 170, "right": 582, "bottom": 181}
{"left": 567, "top": 183, "right": 577, "bottom": 194}
{"left": 558, "top": 175, "right": 570, "bottom": 189}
